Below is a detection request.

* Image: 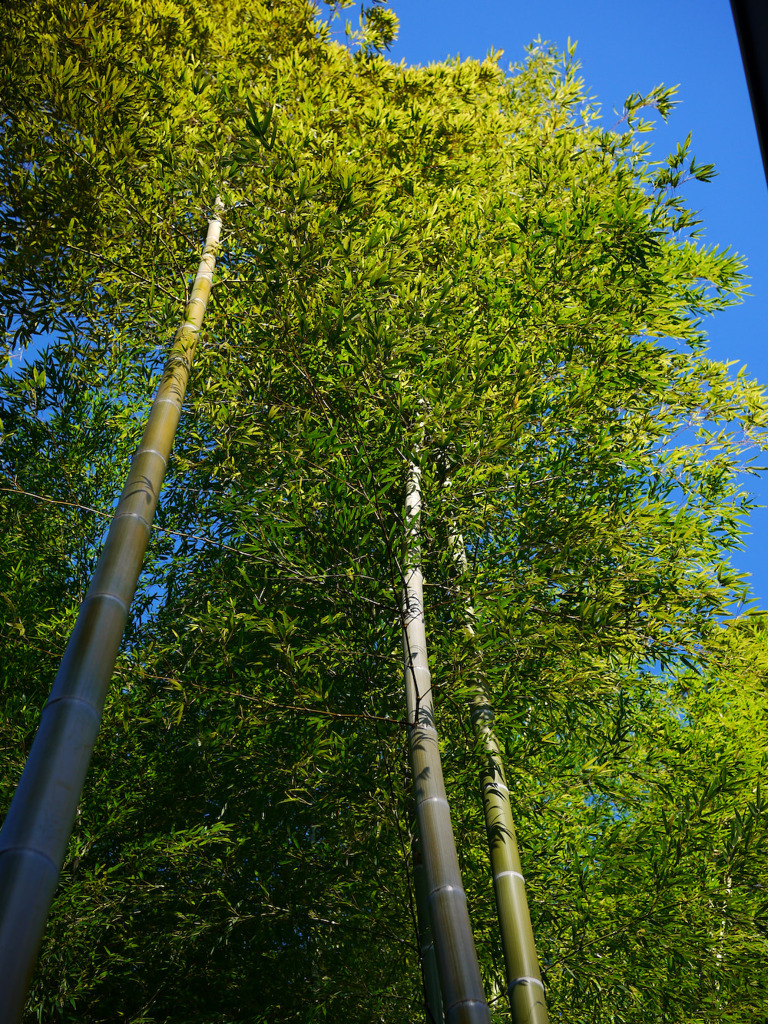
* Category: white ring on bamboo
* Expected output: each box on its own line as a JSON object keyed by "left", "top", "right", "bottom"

{"left": 508, "top": 977, "right": 545, "bottom": 993}
{"left": 494, "top": 870, "right": 525, "bottom": 883}
{"left": 429, "top": 883, "right": 466, "bottom": 897}
{"left": 134, "top": 447, "right": 168, "bottom": 466}
{"left": 444, "top": 998, "right": 489, "bottom": 1012}
{"left": 114, "top": 511, "right": 152, "bottom": 533}
{"left": 418, "top": 796, "right": 450, "bottom": 809}
{"left": 85, "top": 592, "right": 129, "bottom": 614}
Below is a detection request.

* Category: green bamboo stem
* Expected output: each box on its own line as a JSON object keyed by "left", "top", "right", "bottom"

{"left": 472, "top": 694, "right": 548, "bottom": 1024}
{"left": 403, "top": 460, "right": 490, "bottom": 1024}
{"left": 0, "top": 201, "right": 224, "bottom": 1023}
{"left": 452, "top": 533, "right": 548, "bottom": 1024}
{"left": 413, "top": 832, "right": 445, "bottom": 1024}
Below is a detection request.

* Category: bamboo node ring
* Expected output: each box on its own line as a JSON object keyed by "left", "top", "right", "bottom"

{"left": 507, "top": 976, "right": 545, "bottom": 993}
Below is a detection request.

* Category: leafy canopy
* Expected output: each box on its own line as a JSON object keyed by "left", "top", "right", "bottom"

{"left": 1, "top": 1, "right": 767, "bottom": 1021}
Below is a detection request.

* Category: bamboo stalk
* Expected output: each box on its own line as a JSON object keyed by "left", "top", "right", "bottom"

{"left": 412, "top": 831, "right": 444, "bottom": 1024}
{"left": 471, "top": 690, "right": 548, "bottom": 1024}
{"left": 402, "top": 460, "right": 490, "bottom": 1024}
{"left": 452, "top": 533, "right": 548, "bottom": 1024}
{"left": 0, "top": 201, "right": 224, "bottom": 1022}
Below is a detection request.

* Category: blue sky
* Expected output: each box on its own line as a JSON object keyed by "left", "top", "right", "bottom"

{"left": 381, "top": 0, "right": 768, "bottom": 610}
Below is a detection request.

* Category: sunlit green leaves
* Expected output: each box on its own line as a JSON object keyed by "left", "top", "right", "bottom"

{"left": 2, "top": 2, "right": 768, "bottom": 1022}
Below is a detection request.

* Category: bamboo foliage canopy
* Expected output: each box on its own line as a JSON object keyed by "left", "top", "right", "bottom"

{"left": 1, "top": 1, "right": 768, "bottom": 1021}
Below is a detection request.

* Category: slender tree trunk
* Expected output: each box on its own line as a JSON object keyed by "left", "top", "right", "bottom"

{"left": 0, "top": 202, "right": 224, "bottom": 1022}
{"left": 452, "top": 532, "right": 549, "bottom": 1024}
{"left": 471, "top": 690, "right": 548, "bottom": 1024}
{"left": 402, "top": 459, "right": 490, "bottom": 1024}
{"left": 413, "top": 831, "right": 445, "bottom": 1024}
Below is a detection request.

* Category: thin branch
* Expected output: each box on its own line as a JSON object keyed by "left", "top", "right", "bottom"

{"left": 0, "top": 485, "right": 243, "bottom": 554}
{"left": 216, "top": 691, "right": 409, "bottom": 728}
{"left": 63, "top": 243, "right": 183, "bottom": 303}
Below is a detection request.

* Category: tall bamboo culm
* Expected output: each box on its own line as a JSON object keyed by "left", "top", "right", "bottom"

{"left": 402, "top": 460, "right": 490, "bottom": 1024}
{"left": 412, "top": 832, "right": 444, "bottom": 1023}
{"left": 452, "top": 533, "right": 548, "bottom": 1024}
{"left": 0, "top": 202, "right": 224, "bottom": 1023}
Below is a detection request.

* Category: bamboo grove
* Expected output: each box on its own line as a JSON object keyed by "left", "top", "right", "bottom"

{"left": 1, "top": 1, "right": 768, "bottom": 1021}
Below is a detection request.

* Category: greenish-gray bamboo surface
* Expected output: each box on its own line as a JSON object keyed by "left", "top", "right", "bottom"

{"left": 452, "top": 533, "right": 548, "bottom": 1024}
{"left": 402, "top": 460, "right": 490, "bottom": 1024}
{"left": 413, "top": 832, "right": 445, "bottom": 1023}
{"left": 0, "top": 202, "right": 224, "bottom": 1023}
{"left": 471, "top": 691, "right": 548, "bottom": 1024}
